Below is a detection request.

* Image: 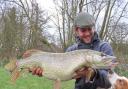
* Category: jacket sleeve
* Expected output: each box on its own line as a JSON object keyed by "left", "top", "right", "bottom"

{"left": 66, "top": 46, "right": 73, "bottom": 52}
{"left": 66, "top": 44, "right": 78, "bottom": 52}
{"left": 100, "top": 42, "right": 114, "bottom": 56}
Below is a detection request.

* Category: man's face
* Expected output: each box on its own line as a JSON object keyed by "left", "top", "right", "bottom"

{"left": 75, "top": 27, "right": 95, "bottom": 43}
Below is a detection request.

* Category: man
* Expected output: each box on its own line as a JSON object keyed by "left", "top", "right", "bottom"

{"left": 23, "top": 12, "right": 114, "bottom": 89}
{"left": 65, "top": 12, "right": 114, "bottom": 89}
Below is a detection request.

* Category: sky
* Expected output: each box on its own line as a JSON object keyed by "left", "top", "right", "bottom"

{"left": 36, "top": 0, "right": 56, "bottom": 35}
{"left": 35, "top": 0, "right": 128, "bottom": 35}
{"left": 36, "top": 0, "right": 55, "bottom": 13}
{"left": 35, "top": 0, "right": 104, "bottom": 34}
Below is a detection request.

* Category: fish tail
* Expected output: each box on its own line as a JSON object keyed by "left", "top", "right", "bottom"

{"left": 4, "top": 59, "right": 21, "bottom": 83}
{"left": 11, "top": 68, "right": 20, "bottom": 83}
{"left": 4, "top": 59, "right": 17, "bottom": 72}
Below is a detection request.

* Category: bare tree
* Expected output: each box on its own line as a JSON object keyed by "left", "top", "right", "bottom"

{"left": 0, "top": 0, "right": 51, "bottom": 59}
{"left": 52, "top": 0, "right": 110, "bottom": 50}
{"left": 110, "top": 23, "right": 128, "bottom": 44}
{"left": 99, "top": 0, "right": 116, "bottom": 40}
{"left": 52, "top": 0, "right": 88, "bottom": 50}
{"left": 107, "top": 1, "right": 128, "bottom": 41}
{"left": 1, "top": 7, "right": 18, "bottom": 58}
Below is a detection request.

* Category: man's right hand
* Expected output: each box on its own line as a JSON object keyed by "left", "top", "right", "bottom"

{"left": 22, "top": 49, "right": 43, "bottom": 77}
{"left": 29, "top": 66, "right": 43, "bottom": 77}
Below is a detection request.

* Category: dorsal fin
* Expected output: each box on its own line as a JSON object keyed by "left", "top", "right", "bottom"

{"left": 22, "top": 49, "right": 43, "bottom": 58}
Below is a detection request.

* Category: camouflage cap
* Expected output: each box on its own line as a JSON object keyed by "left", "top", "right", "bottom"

{"left": 74, "top": 12, "right": 95, "bottom": 28}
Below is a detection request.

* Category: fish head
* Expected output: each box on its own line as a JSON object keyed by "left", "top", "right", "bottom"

{"left": 100, "top": 52, "right": 116, "bottom": 61}
{"left": 83, "top": 50, "right": 117, "bottom": 69}
{"left": 87, "top": 51, "right": 116, "bottom": 62}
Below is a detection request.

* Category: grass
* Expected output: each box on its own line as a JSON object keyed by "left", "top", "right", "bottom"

{"left": 115, "top": 66, "right": 128, "bottom": 77}
{"left": 1, "top": 66, "right": 128, "bottom": 89}
{"left": 0, "top": 67, "right": 75, "bottom": 89}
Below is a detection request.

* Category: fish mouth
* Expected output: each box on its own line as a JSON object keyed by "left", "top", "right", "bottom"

{"left": 102, "top": 55, "right": 116, "bottom": 61}
{"left": 100, "top": 55, "right": 118, "bottom": 69}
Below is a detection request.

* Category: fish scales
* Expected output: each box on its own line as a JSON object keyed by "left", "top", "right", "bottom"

{"left": 5, "top": 49, "right": 116, "bottom": 81}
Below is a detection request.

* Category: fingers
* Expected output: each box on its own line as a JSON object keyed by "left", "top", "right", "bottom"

{"left": 29, "top": 67, "right": 43, "bottom": 77}
{"left": 73, "top": 67, "right": 88, "bottom": 79}
{"left": 75, "top": 67, "right": 89, "bottom": 76}
{"left": 72, "top": 73, "right": 81, "bottom": 79}
{"left": 74, "top": 67, "right": 94, "bottom": 80}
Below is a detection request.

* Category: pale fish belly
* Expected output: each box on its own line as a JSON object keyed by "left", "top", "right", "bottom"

{"left": 38, "top": 52, "right": 86, "bottom": 81}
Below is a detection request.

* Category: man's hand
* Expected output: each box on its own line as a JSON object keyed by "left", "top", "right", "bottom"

{"left": 29, "top": 66, "right": 43, "bottom": 77}
{"left": 22, "top": 49, "right": 43, "bottom": 77}
{"left": 73, "top": 67, "right": 95, "bottom": 82}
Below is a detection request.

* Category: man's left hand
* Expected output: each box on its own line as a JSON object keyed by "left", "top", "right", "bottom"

{"left": 73, "top": 67, "right": 95, "bottom": 81}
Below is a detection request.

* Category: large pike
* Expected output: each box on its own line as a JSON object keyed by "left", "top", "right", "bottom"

{"left": 5, "top": 49, "right": 116, "bottom": 82}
